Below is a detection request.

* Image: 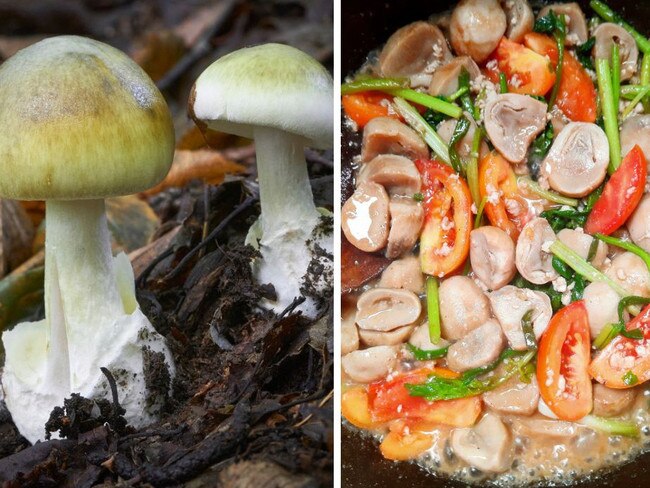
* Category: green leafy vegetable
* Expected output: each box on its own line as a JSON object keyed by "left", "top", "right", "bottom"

{"left": 540, "top": 185, "right": 603, "bottom": 232}
{"left": 595, "top": 233, "right": 650, "bottom": 273}
{"left": 426, "top": 276, "right": 441, "bottom": 344}
{"left": 596, "top": 58, "right": 622, "bottom": 173}
{"left": 512, "top": 275, "right": 564, "bottom": 312}
{"left": 407, "top": 343, "right": 449, "bottom": 361}
{"left": 413, "top": 192, "right": 424, "bottom": 202}
{"left": 388, "top": 88, "right": 463, "bottom": 118}
{"left": 466, "top": 128, "right": 483, "bottom": 208}
{"left": 521, "top": 310, "right": 537, "bottom": 352}
{"left": 623, "top": 370, "right": 639, "bottom": 386}
{"left": 499, "top": 72, "right": 508, "bottom": 93}
{"left": 587, "top": 238, "right": 599, "bottom": 262}
{"left": 534, "top": 11, "right": 566, "bottom": 108}
{"left": 575, "top": 37, "right": 596, "bottom": 71}
{"left": 458, "top": 68, "right": 479, "bottom": 120}
{"left": 341, "top": 77, "right": 408, "bottom": 94}
{"left": 528, "top": 123, "right": 554, "bottom": 178}
{"left": 393, "top": 97, "right": 450, "bottom": 164}
{"left": 611, "top": 43, "right": 621, "bottom": 112}
{"left": 423, "top": 108, "right": 446, "bottom": 127}
{"left": 448, "top": 117, "right": 471, "bottom": 175}
{"left": 592, "top": 295, "right": 649, "bottom": 349}
{"left": 520, "top": 177, "right": 578, "bottom": 207}
{"left": 580, "top": 415, "right": 640, "bottom": 437}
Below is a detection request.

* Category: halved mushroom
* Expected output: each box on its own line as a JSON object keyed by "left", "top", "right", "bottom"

{"left": 379, "top": 255, "right": 425, "bottom": 294}
{"left": 439, "top": 276, "right": 492, "bottom": 340}
{"left": 450, "top": 0, "right": 507, "bottom": 63}
{"left": 557, "top": 228, "right": 608, "bottom": 269}
{"left": 620, "top": 115, "right": 650, "bottom": 170}
{"left": 437, "top": 113, "right": 479, "bottom": 160}
{"left": 489, "top": 285, "right": 553, "bottom": 350}
{"left": 592, "top": 384, "right": 637, "bottom": 417}
{"left": 470, "top": 225, "right": 516, "bottom": 290}
{"left": 503, "top": 0, "right": 534, "bottom": 42}
{"left": 361, "top": 117, "right": 429, "bottom": 163}
{"left": 428, "top": 56, "right": 480, "bottom": 97}
{"left": 359, "top": 324, "right": 416, "bottom": 347}
{"left": 450, "top": 413, "right": 512, "bottom": 473}
{"left": 512, "top": 417, "right": 580, "bottom": 438}
{"left": 627, "top": 194, "right": 650, "bottom": 253}
{"left": 342, "top": 346, "right": 399, "bottom": 383}
{"left": 409, "top": 322, "right": 450, "bottom": 352}
{"left": 357, "top": 154, "right": 422, "bottom": 197}
{"left": 341, "top": 181, "right": 390, "bottom": 253}
{"left": 379, "top": 21, "right": 453, "bottom": 81}
{"left": 538, "top": 3, "right": 588, "bottom": 46}
{"left": 605, "top": 252, "right": 650, "bottom": 297}
{"left": 593, "top": 23, "right": 638, "bottom": 81}
{"left": 484, "top": 94, "right": 548, "bottom": 164}
{"left": 447, "top": 319, "right": 506, "bottom": 372}
{"left": 542, "top": 122, "right": 610, "bottom": 198}
{"left": 483, "top": 375, "right": 540, "bottom": 415}
{"left": 515, "top": 218, "right": 558, "bottom": 285}
{"left": 341, "top": 306, "right": 360, "bottom": 355}
{"left": 355, "top": 287, "right": 422, "bottom": 332}
{"left": 583, "top": 282, "right": 622, "bottom": 338}
{"left": 386, "top": 196, "right": 424, "bottom": 259}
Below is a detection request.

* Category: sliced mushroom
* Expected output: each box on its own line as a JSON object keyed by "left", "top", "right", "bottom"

{"left": 357, "top": 154, "right": 422, "bottom": 197}
{"left": 437, "top": 113, "right": 479, "bottom": 160}
{"left": 359, "top": 324, "right": 416, "bottom": 347}
{"left": 593, "top": 23, "right": 638, "bottom": 80}
{"left": 592, "top": 384, "right": 637, "bottom": 417}
{"left": 451, "top": 413, "right": 512, "bottom": 473}
{"left": 541, "top": 122, "right": 609, "bottom": 198}
{"left": 484, "top": 94, "right": 547, "bottom": 164}
{"left": 557, "top": 228, "right": 608, "bottom": 269}
{"left": 538, "top": 3, "right": 588, "bottom": 46}
{"left": 470, "top": 226, "right": 516, "bottom": 291}
{"left": 356, "top": 287, "right": 422, "bottom": 332}
{"left": 583, "top": 282, "right": 622, "bottom": 338}
{"left": 341, "top": 306, "right": 360, "bottom": 355}
{"left": 439, "top": 276, "right": 492, "bottom": 340}
{"left": 503, "top": 0, "right": 534, "bottom": 42}
{"left": 620, "top": 115, "right": 650, "bottom": 169}
{"left": 379, "top": 255, "right": 425, "bottom": 294}
{"left": 483, "top": 375, "right": 539, "bottom": 415}
{"left": 511, "top": 417, "right": 579, "bottom": 438}
{"left": 428, "top": 56, "right": 480, "bottom": 97}
{"left": 627, "top": 194, "right": 650, "bottom": 253}
{"left": 447, "top": 319, "right": 506, "bottom": 372}
{"left": 341, "top": 346, "right": 399, "bottom": 384}
{"left": 605, "top": 252, "right": 650, "bottom": 297}
{"left": 379, "top": 21, "right": 453, "bottom": 80}
{"left": 361, "top": 117, "right": 429, "bottom": 163}
{"left": 515, "top": 217, "right": 558, "bottom": 285}
{"left": 386, "top": 197, "right": 424, "bottom": 259}
{"left": 489, "top": 285, "right": 553, "bottom": 350}
{"left": 408, "top": 322, "right": 450, "bottom": 352}
{"left": 341, "top": 181, "right": 390, "bottom": 253}
{"left": 450, "top": 0, "right": 507, "bottom": 63}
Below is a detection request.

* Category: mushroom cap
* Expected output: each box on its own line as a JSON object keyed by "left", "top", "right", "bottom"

{"left": 190, "top": 43, "right": 332, "bottom": 150}
{"left": 0, "top": 36, "right": 174, "bottom": 200}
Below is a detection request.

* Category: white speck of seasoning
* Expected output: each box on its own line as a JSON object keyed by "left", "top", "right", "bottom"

{"left": 397, "top": 404, "right": 403, "bottom": 413}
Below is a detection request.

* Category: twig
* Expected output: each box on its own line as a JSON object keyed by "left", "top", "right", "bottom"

{"left": 293, "top": 389, "right": 333, "bottom": 428}
{"left": 100, "top": 367, "right": 121, "bottom": 410}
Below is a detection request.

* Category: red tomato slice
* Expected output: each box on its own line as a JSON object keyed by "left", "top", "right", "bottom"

{"left": 524, "top": 33, "right": 597, "bottom": 123}
{"left": 590, "top": 304, "right": 650, "bottom": 388}
{"left": 479, "top": 151, "right": 531, "bottom": 241}
{"left": 537, "top": 301, "right": 593, "bottom": 421}
{"left": 341, "top": 91, "right": 397, "bottom": 128}
{"left": 367, "top": 368, "right": 481, "bottom": 427}
{"left": 585, "top": 145, "right": 647, "bottom": 235}
{"left": 415, "top": 160, "right": 472, "bottom": 277}
{"left": 484, "top": 37, "right": 556, "bottom": 96}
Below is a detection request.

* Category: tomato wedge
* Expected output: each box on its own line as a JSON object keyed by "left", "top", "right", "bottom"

{"left": 479, "top": 151, "right": 530, "bottom": 240}
{"left": 523, "top": 33, "right": 597, "bottom": 123}
{"left": 537, "top": 301, "right": 593, "bottom": 421}
{"left": 484, "top": 37, "right": 556, "bottom": 96}
{"left": 415, "top": 160, "right": 472, "bottom": 277}
{"left": 585, "top": 145, "right": 647, "bottom": 235}
{"left": 367, "top": 368, "right": 481, "bottom": 427}
{"left": 342, "top": 91, "right": 397, "bottom": 128}
{"left": 590, "top": 304, "right": 650, "bottom": 388}
{"left": 341, "top": 386, "right": 382, "bottom": 430}
{"left": 380, "top": 429, "right": 433, "bottom": 461}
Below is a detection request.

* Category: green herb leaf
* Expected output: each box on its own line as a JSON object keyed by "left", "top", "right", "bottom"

{"left": 521, "top": 310, "right": 537, "bottom": 351}
{"left": 406, "top": 343, "right": 449, "bottom": 361}
{"left": 576, "top": 37, "right": 596, "bottom": 71}
{"left": 499, "top": 72, "right": 508, "bottom": 93}
{"left": 413, "top": 192, "right": 424, "bottom": 202}
{"left": 427, "top": 276, "right": 441, "bottom": 344}
{"left": 623, "top": 370, "right": 639, "bottom": 386}
{"left": 448, "top": 117, "right": 471, "bottom": 175}
{"left": 621, "top": 328, "right": 644, "bottom": 340}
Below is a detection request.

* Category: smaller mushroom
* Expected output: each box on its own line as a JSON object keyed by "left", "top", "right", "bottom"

{"left": 627, "top": 194, "right": 650, "bottom": 253}
{"left": 451, "top": 413, "right": 512, "bottom": 473}
{"left": 342, "top": 346, "right": 399, "bottom": 384}
{"left": 437, "top": 113, "right": 480, "bottom": 160}
{"left": 557, "top": 228, "right": 608, "bottom": 269}
{"left": 605, "top": 252, "right": 650, "bottom": 297}
{"left": 355, "top": 287, "right": 422, "bottom": 332}
{"left": 342, "top": 306, "right": 360, "bottom": 355}
{"left": 379, "top": 22, "right": 453, "bottom": 82}
{"left": 470, "top": 226, "right": 516, "bottom": 290}
{"left": 583, "top": 282, "right": 621, "bottom": 337}
{"left": 341, "top": 181, "right": 390, "bottom": 253}
{"left": 450, "top": 0, "right": 507, "bottom": 63}
{"left": 515, "top": 218, "right": 558, "bottom": 285}
{"left": 447, "top": 319, "right": 506, "bottom": 372}
{"left": 386, "top": 196, "right": 424, "bottom": 259}
{"left": 483, "top": 375, "right": 540, "bottom": 416}
{"left": 620, "top": 115, "right": 650, "bottom": 170}
{"left": 592, "top": 384, "right": 637, "bottom": 417}
{"left": 538, "top": 3, "right": 588, "bottom": 46}
{"left": 503, "top": 0, "right": 534, "bottom": 42}
{"left": 593, "top": 23, "right": 638, "bottom": 80}
{"left": 541, "top": 122, "right": 609, "bottom": 198}
{"left": 409, "top": 322, "right": 451, "bottom": 352}
{"left": 357, "top": 154, "right": 422, "bottom": 197}
{"left": 359, "top": 324, "right": 416, "bottom": 347}
{"left": 484, "top": 94, "right": 547, "bottom": 164}
{"left": 428, "top": 57, "right": 480, "bottom": 97}
{"left": 379, "top": 255, "right": 425, "bottom": 294}
{"left": 439, "top": 276, "right": 492, "bottom": 340}
{"left": 361, "top": 117, "right": 429, "bottom": 163}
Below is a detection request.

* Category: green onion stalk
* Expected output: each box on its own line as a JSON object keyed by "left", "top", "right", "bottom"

{"left": 596, "top": 58, "right": 621, "bottom": 173}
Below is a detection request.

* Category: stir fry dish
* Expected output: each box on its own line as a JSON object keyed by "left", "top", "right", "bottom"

{"left": 341, "top": 0, "right": 650, "bottom": 483}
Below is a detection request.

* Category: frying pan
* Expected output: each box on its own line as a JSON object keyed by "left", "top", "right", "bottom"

{"left": 341, "top": 0, "right": 650, "bottom": 486}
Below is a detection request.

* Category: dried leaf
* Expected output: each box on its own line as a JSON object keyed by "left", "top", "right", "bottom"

{"left": 177, "top": 124, "right": 248, "bottom": 151}
{"left": 106, "top": 195, "right": 160, "bottom": 253}
{"left": 131, "top": 31, "right": 186, "bottom": 82}
{"left": 341, "top": 236, "right": 390, "bottom": 293}
{"left": 173, "top": 3, "right": 235, "bottom": 47}
{"left": 129, "top": 226, "right": 181, "bottom": 279}
{"left": 144, "top": 150, "right": 246, "bottom": 196}
{"left": 0, "top": 199, "right": 35, "bottom": 278}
